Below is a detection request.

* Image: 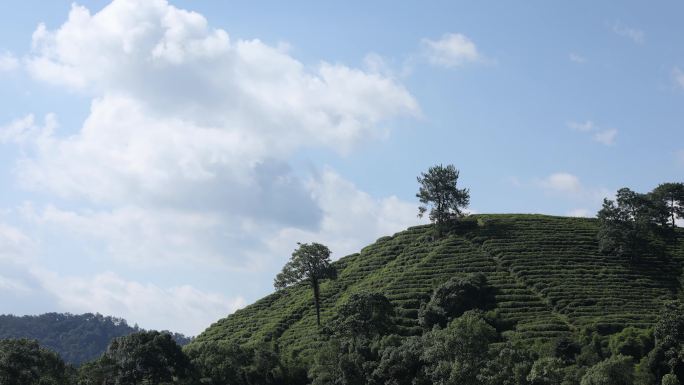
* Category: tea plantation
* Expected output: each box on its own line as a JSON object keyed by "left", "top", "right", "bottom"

{"left": 190, "top": 214, "right": 684, "bottom": 362}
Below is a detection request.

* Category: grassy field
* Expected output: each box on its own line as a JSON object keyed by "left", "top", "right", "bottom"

{"left": 190, "top": 214, "right": 684, "bottom": 361}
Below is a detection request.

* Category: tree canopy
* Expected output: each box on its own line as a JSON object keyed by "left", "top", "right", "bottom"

{"left": 416, "top": 164, "right": 470, "bottom": 237}
{"left": 275, "top": 242, "right": 337, "bottom": 326}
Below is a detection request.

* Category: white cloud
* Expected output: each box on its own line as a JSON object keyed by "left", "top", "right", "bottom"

{"left": 567, "top": 120, "right": 595, "bottom": 132}
{"left": 567, "top": 208, "right": 592, "bottom": 218}
{"left": 540, "top": 172, "right": 583, "bottom": 195}
{"left": 538, "top": 172, "right": 612, "bottom": 205}
{"left": 673, "top": 67, "right": 684, "bottom": 90}
{"left": 569, "top": 53, "right": 587, "bottom": 64}
{"left": 0, "top": 114, "right": 57, "bottom": 144}
{"left": 422, "top": 33, "right": 480, "bottom": 68}
{"left": 567, "top": 120, "right": 617, "bottom": 146}
{"left": 6, "top": 0, "right": 421, "bottom": 270}
{"left": 612, "top": 22, "right": 645, "bottom": 44}
{"left": 33, "top": 269, "right": 244, "bottom": 335}
{"left": 0, "top": 222, "right": 32, "bottom": 264}
{"left": 0, "top": 52, "right": 19, "bottom": 72}
{"left": 0, "top": 222, "right": 36, "bottom": 296}
{"left": 593, "top": 128, "right": 617, "bottom": 146}
{"left": 264, "top": 169, "right": 424, "bottom": 259}
{"left": 23, "top": 204, "right": 231, "bottom": 268}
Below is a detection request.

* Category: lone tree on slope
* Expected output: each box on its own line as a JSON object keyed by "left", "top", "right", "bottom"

{"left": 274, "top": 242, "right": 337, "bottom": 327}
{"left": 417, "top": 164, "right": 470, "bottom": 237}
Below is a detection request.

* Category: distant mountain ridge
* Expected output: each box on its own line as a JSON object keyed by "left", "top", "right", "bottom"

{"left": 191, "top": 214, "right": 684, "bottom": 363}
{"left": 0, "top": 312, "right": 192, "bottom": 365}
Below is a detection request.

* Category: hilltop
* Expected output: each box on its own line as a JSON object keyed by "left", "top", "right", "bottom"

{"left": 191, "top": 214, "right": 684, "bottom": 361}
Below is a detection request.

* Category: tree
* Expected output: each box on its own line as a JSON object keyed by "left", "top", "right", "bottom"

{"left": 79, "top": 331, "right": 194, "bottom": 385}
{"left": 421, "top": 310, "right": 497, "bottom": 385}
{"left": 597, "top": 188, "right": 664, "bottom": 260}
{"left": 0, "top": 339, "right": 70, "bottom": 385}
{"left": 419, "top": 273, "right": 491, "bottom": 329}
{"left": 332, "top": 292, "right": 395, "bottom": 339}
{"left": 651, "top": 183, "right": 684, "bottom": 230}
{"left": 274, "top": 242, "right": 337, "bottom": 327}
{"left": 526, "top": 357, "right": 565, "bottom": 385}
{"left": 580, "top": 355, "right": 634, "bottom": 385}
{"left": 417, "top": 164, "right": 470, "bottom": 237}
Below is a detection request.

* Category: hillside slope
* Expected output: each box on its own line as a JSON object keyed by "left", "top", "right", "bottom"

{"left": 192, "top": 214, "right": 684, "bottom": 361}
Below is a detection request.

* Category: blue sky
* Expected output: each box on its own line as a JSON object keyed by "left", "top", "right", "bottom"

{"left": 0, "top": 0, "right": 682, "bottom": 335}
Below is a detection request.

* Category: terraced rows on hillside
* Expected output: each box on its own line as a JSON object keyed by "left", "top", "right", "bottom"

{"left": 192, "top": 214, "right": 684, "bottom": 361}
{"left": 469, "top": 215, "right": 683, "bottom": 332}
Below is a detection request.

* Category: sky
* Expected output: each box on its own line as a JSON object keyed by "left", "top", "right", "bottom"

{"left": 0, "top": 0, "right": 682, "bottom": 336}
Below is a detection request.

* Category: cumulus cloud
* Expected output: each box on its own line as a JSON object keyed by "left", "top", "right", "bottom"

{"left": 0, "top": 0, "right": 425, "bottom": 332}
{"left": 8, "top": 0, "right": 420, "bottom": 264}
{"left": 567, "top": 120, "right": 617, "bottom": 145}
{"left": 539, "top": 173, "right": 583, "bottom": 195}
{"left": 0, "top": 114, "right": 57, "bottom": 144}
{"left": 33, "top": 269, "right": 245, "bottom": 335}
{"left": 0, "top": 52, "right": 19, "bottom": 72}
{"left": 422, "top": 33, "right": 481, "bottom": 68}
{"left": 538, "top": 172, "right": 611, "bottom": 203}
{"left": 612, "top": 22, "right": 645, "bottom": 44}
{"left": 26, "top": 0, "right": 418, "bottom": 153}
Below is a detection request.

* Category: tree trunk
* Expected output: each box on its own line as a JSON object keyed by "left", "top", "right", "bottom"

{"left": 312, "top": 278, "right": 321, "bottom": 326}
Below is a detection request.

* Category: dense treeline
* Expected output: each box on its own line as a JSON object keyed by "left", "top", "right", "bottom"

{"left": 597, "top": 183, "right": 683, "bottom": 260}
{"left": 0, "top": 312, "right": 191, "bottom": 365}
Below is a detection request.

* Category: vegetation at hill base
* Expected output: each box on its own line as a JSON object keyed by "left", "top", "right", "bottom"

{"left": 0, "top": 312, "right": 192, "bottom": 365}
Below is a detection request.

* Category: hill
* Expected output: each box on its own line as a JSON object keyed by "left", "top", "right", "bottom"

{"left": 191, "top": 214, "right": 684, "bottom": 362}
{"left": 0, "top": 312, "right": 192, "bottom": 365}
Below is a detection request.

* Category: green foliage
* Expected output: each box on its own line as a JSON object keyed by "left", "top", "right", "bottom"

{"left": 651, "top": 183, "right": 684, "bottom": 230}
{"left": 331, "top": 292, "right": 395, "bottom": 338}
{"left": 663, "top": 373, "right": 680, "bottom": 385}
{"left": 580, "top": 355, "right": 634, "bottom": 385}
{"left": 185, "top": 341, "right": 251, "bottom": 385}
{"left": 275, "top": 242, "right": 337, "bottom": 326}
{"left": 418, "top": 273, "right": 491, "bottom": 329}
{"left": 0, "top": 339, "right": 71, "bottom": 385}
{"left": 416, "top": 164, "right": 470, "bottom": 237}
{"left": 552, "top": 336, "right": 581, "bottom": 364}
{"left": 193, "top": 214, "right": 684, "bottom": 364}
{"left": 478, "top": 342, "right": 536, "bottom": 385}
{"left": 309, "top": 336, "right": 382, "bottom": 385}
{"left": 79, "top": 331, "right": 193, "bottom": 385}
{"left": 526, "top": 357, "right": 565, "bottom": 385}
{"left": 648, "top": 301, "right": 684, "bottom": 383}
{"left": 0, "top": 313, "right": 176, "bottom": 365}
{"left": 373, "top": 336, "right": 427, "bottom": 385}
{"left": 421, "top": 310, "right": 497, "bottom": 385}
{"left": 597, "top": 187, "right": 669, "bottom": 260}
{"left": 609, "top": 327, "right": 654, "bottom": 360}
